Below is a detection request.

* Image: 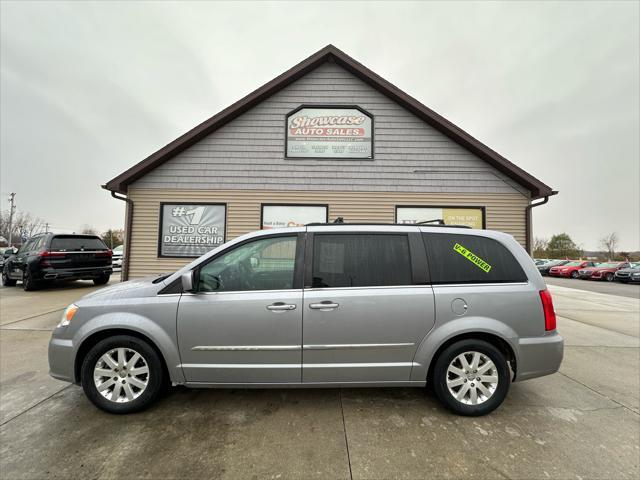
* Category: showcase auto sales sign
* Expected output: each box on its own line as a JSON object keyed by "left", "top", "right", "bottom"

{"left": 286, "top": 107, "right": 372, "bottom": 158}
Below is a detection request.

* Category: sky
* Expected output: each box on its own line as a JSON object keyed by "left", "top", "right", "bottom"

{"left": 1, "top": 1, "right": 639, "bottom": 250}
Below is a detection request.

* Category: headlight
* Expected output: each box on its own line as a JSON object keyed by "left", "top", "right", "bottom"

{"left": 58, "top": 304, "right": 79, "bottom": 327}
{"left": 632, "top": 273, "right": 640, "bottom": 278}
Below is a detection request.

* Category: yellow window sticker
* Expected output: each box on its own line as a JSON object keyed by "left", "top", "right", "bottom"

{"left": 453, "top": 243, "right": 492, "bottom": 273}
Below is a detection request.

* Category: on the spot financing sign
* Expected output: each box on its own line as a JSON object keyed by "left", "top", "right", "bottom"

{"left": 286, "top": 107, "right": 373, "bottom": 158}
{"left": 396, "top": 207, "right": 484, "bottom": 229}
{"left": 159, "top": 203, "right": 226, "bottom": 257}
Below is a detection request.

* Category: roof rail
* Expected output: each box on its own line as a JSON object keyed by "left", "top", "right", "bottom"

{"left": 305, "top": 222, "right": 471, "bottom": 229}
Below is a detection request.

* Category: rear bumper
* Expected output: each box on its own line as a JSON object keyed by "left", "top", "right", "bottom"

{"left": 35, "top": 266, "right": 112, "bottom": 281}
{"left": 515, "top": 332, "right": 564, "bottom": 381}
{"left": 48, "top": 336, "right": 75, "bottom": 383}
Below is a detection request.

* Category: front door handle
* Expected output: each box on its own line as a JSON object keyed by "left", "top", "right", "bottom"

{"left": 309, "top": 301, "right": 339, "bottom": 310}
{"left": 266, "top": 302, "right": 297, "bottom": 312}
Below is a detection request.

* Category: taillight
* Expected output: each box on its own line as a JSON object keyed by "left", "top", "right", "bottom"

{"left": 38, "top": 250, "right": 66, "bottom": 267}
{"left": 95, "top": 250, "right": 112, "bottom": 258}
{"left": 539, "top": 289, "right": 557, "bottom": 331}
{"left": 38, "top": 250, "right": 66, "bottom": 258}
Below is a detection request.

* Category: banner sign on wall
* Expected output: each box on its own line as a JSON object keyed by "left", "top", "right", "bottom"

{"left": 262, "top": 205, "right": 328, "bottom": 229}
{"left": 396, "top": 207, "right": 484, "bottom": 229}
{"left": 159, "top": 203, "right": 226, "bottom": 257}
{"left": 286, "top": 107, "right": 373, "bottom": 158}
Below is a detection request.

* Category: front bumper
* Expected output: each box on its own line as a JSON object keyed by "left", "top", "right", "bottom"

{"left": 48, "top": 336, "right": 75, "bottom": 383}
{"left": 515, "top": 332, "right": 564, "bottom": 382}
{"left": 35, "top": 266, "right": 112, "bottom": 281}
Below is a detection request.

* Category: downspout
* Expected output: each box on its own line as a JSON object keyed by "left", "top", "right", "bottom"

{"left": 525, "top": 190, "right": 558, "bottom": 255}
{"left": 109, "top": 190, "right": 133, "bottom": 281}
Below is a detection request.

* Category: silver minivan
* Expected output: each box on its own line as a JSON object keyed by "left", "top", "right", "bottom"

{"left": 48, "top": 224, "right": 563, "bottom": 416}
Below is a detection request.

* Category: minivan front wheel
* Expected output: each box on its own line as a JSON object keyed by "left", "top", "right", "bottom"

{"left": 81, "top": 335, "right": 164, "bottom": 414}
{"left": 432, "top": 339, "right": 510, "bottom": 416}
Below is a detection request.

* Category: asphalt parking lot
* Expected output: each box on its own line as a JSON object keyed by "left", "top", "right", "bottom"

{"left": 0, "top": 278, "right": 638, "bottom": 479}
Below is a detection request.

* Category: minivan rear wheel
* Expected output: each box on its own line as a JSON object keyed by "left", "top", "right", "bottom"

{"left": 432, "top": 339, "right": 510, "bottom": 416}
{"left": 81, "top": 335, "right": 164, "bottom": 414}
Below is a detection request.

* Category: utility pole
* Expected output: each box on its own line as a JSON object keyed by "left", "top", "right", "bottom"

{"left": 7, "top": 193, "right": 16, "bottom": 246}
{"left": 44, "top": 223, "right": 50, "bottom": 233}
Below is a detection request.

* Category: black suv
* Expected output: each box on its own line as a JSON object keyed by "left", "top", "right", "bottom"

{"left": 1, "top": 234, "right": 112, "bottom": 291}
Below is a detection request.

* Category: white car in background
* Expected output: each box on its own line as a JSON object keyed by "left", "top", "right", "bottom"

{"left": 112, "top": 245, "right": 123, "bottom": 270}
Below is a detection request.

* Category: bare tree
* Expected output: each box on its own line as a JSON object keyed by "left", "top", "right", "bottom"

{"left": 81, "top": 224, "right": 97, "bottom": 235}
{"left": 0, "top": 209, "right": 46, "bottom": 245}
{"left": 599, "top": 232, "right": 619, "bottom": 261}
{"left": 533, "top": 237, "right": 549, "bottom": 257}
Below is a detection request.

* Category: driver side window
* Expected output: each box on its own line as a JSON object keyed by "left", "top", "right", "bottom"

{"left": 197, "top": 235, "right": 298, "bottom": 293}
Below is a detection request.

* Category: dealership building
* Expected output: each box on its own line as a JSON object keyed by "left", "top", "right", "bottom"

{"left": 104, "top": 45, "right": 556, "bottom": 280}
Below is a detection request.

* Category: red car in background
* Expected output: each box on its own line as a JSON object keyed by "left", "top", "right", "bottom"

{"left": 578, "top": 262, "right": 631, "bottom": 282}
{"left": 548, "top": 261, "right": 596, "bottom": 278}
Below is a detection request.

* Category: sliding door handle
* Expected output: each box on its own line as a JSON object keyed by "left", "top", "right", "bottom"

{"left": 309, "top": 301, "right": 339, "bottom": 310}
{"left": 266, "top": 302, "right": 296, "bottom": 312}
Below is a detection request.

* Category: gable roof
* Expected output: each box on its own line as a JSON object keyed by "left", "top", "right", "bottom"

{"left": 104, "top": 44, "right": 555, "bottom": 199}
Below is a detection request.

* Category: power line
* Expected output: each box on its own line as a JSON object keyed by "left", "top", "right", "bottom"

{"left": 7, "top": 193, "right": 16, "bottom": 245}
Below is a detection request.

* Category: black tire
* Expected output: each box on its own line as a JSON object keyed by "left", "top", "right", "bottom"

{"left": 605, "top": 272, "right": 614, "bottom": 282}
{"left": 570, "top": 271, "right": 579, "bottom": 279}
{"left": 81, "top": 335, "right": 165, "bottom": 414}
{"left": 22, "top": 270, "right": 38, "bottom": 291}
{"left": 432, "top": 339, "right": 510, "bottom": 416}
{"left": 2, "top": 271, "right": 17, "bottom": 287}
{"left": 93, "top": 274, "right": 111, "bottom": 286}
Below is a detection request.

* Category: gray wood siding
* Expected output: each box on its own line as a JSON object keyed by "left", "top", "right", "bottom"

{"left": 133, "top": 61, "right": 528, "bottom": 197}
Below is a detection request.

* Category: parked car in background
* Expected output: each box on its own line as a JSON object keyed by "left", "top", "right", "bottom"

{"left": 615, "top": 263, "right": 640, "bottom": 283}
{"left": 549, "top": 261, "right": 596, "bottom": 278}
{"left": 2, "top": 233, "right": 112, "bottom": 291}
{"left": 0, "top": 247, "right": 17, "bottom": 271}
{"left": 112, "top": 245, "right": 124, "bottom": 270}
{"left": 538, "top": 259, "right": 570, "bottom": 276}
{"left": 534, "top": 259, "right": 548, "bottom": 266}
{"left": 578, "top": 262, "right": 631, "bottom": 282}
{"left": 48, "top": 224, "right": 563, "bottom": 416}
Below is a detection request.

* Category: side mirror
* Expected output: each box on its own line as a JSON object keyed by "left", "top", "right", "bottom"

{"left": 181, "top": 271, "right": 194, "bottom": 292}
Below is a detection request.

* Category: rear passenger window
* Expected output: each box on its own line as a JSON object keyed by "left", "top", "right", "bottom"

{"left": 312, "top": 234, "right": 412, "bottom": 288}
{"left": 423, "top": 233, "right": 527, "bottom": 284}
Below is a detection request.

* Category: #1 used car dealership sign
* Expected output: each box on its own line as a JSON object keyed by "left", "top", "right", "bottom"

{"left": 286, "top": 107, "right": 373, "bottom": 158}
{"left": 159, "top": 203, "right": 226, "bottom": 257}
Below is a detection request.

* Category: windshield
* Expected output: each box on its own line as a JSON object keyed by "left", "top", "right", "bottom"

{"left": 598, "top": 262, "right": 622, "bottom": 268}
{"left": 113, "top": 245, "right": 123, "bottom": 254}
{"left": 564, "top": 261, "right": 582, "bottom": 267}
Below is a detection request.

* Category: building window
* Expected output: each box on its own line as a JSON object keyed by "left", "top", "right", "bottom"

{"left": 158, "top": 203, "right": 226, "bottom": 258}
{"left": 261, "top": 204, "right": 328, "bottom": 229}
{"left": 312, "top": 234, "right": 412, "bottom": 288}
{"left": 286, "top": 106, "right": 373, "bottom": 159}
{"left": 396, "top": 206, "right": 485, "bottom": 229}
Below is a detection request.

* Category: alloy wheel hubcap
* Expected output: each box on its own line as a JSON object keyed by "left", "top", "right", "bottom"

{"left": 94, "top": 347, "right": 149, "bottom": 403}
{"left": 446, "top": 351, "right": 498, "bottom": 405}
